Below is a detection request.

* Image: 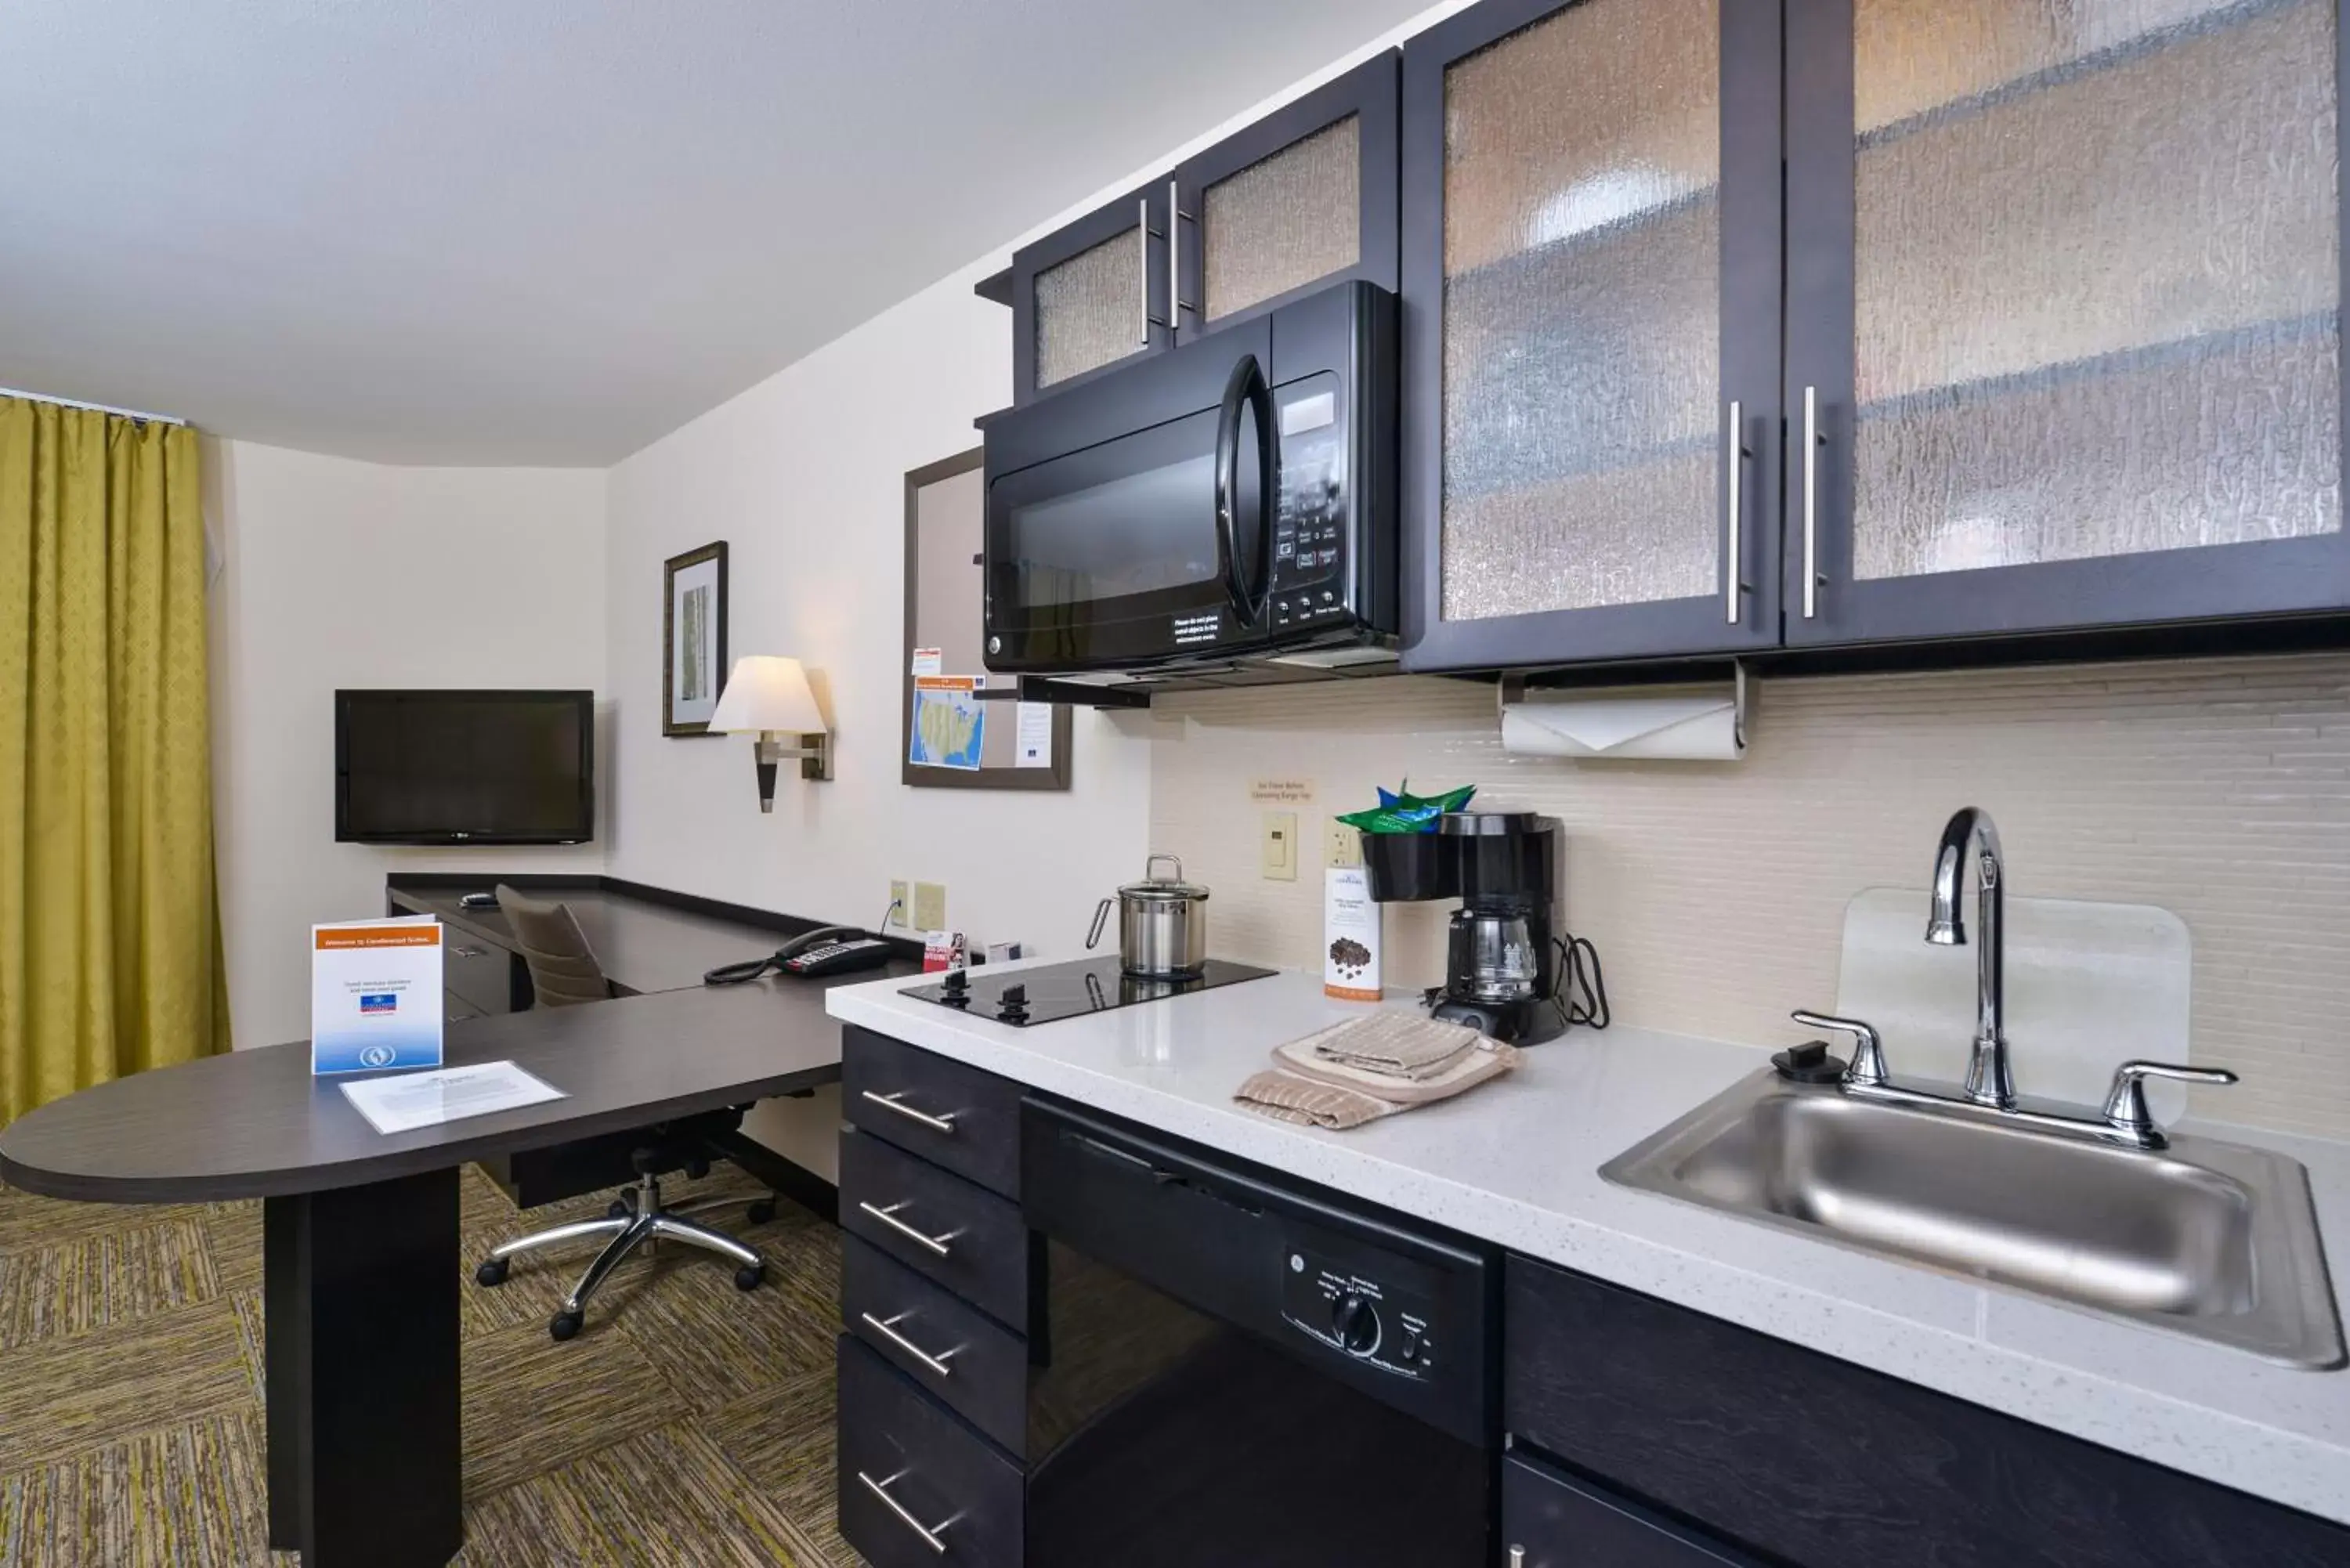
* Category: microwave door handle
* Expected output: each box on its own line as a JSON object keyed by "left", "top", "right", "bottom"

{"left": 1213, "top": 353, "right": 1274, "bottom": 624}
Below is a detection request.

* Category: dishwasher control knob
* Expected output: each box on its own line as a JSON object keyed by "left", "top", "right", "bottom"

{"left": 1331, "top": 1292, "right": 1379, "bottom": 1355}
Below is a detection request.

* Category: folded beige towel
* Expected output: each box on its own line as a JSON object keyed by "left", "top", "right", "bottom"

{"left": 1300, "top": 1012, "right": 1487, "bottom": 1081}
{"left": 1235, "top": 1016, "right": 1521, "bottom": 1129}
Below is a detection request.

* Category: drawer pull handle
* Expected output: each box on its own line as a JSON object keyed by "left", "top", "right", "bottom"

{"left": 1508, "top": 1548, "right": 1525, "bottom": 1568}
{"left": 859, "top": 1201, "right": 957, "bottom": 1258}
{"left": 449, "top": 945, "right": 486, "bottom": 959}
{"left": 858, "top": 1469, "right": 953, "bottom": 1555}
{"left": 862, "top": 1089, "right": 958, "bottom": 1136}
{"left": 861, "top": 1310, "right": 960, "bottom": 1378}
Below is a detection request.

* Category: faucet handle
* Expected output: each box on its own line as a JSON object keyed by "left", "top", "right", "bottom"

{"left": 2102, "top": 1060, "right": 2239, "bottom": 1140}
{"left": 1791, "top": 1010, "right": 1888, "bottom": 1088}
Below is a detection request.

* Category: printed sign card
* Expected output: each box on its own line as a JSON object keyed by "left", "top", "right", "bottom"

{"left": 312, "top": 916, "right": 445, "bottom": 1075}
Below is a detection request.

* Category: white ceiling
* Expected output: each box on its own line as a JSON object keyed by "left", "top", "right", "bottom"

{"left": 1, "top": 0, "right": 1431, "bottom": 466}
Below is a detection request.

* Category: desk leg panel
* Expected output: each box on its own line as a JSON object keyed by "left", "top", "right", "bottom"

{"left": 264, "top": 1169, "right": 463, "bottom": 1568}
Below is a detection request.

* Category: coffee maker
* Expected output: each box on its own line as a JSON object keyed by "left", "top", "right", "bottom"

{"left": 1364, "top": 811, "right": 1580, "bottom": 1044}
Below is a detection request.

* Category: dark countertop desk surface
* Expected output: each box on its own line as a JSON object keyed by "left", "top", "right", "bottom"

{"left": 389, "top": 883, "right": 797, "bottom": 997}
{"left": 0, "top": 972, "right": 900, "bottom": 1204}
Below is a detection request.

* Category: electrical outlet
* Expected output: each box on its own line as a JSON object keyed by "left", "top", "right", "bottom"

{"left": 887, "top": 880, "right": 910, "bottom": 928}
{"left": 1325, "top": 818, "right": 1363, "bottom": 869}
{"left": 913, "top": 881, "right": 947, "bottom": 933}
{"left": 1260, "top": 811, "right": 1298, "bottom": 880}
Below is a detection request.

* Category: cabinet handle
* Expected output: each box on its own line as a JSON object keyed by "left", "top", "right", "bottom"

{"left": 858, "top": 1469, "right": 952, "bottom": 1555}
{"left": 861, "top": 1310, "right": 960, "bottom": 1378}
{"left": 1802, "top": 384, "right": 1820, "bottom": 619}
{"left": 858, "top": 1200, "right": 957, "bottom": 1258}
{"left": 1508, "top": 1549, "right": 1526, "bottom": 1568}
{"left": 860, "top": 1089, "right": 956, "bottom": 1136}
{"left": 1724, "top": 399, "right": 1744, "bottom": 625}
{"left": 1169, "top": 178, "right": 1195, "bottom": 324}
{"left": 448, "top": 945, "right": 485, "bottom": 959}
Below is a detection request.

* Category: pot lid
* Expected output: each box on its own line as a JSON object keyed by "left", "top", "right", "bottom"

{"left": 1120, "top": 854, "right": 1209, "bottom": 901}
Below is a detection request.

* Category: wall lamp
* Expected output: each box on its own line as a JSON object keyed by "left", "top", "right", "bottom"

{"left": 708, "top": 655, "right": 833, "bottom": 809}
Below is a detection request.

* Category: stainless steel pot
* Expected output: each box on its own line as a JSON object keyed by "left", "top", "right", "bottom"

{"left": 1087, "top": 854, "right": 1210, "bottom": 978}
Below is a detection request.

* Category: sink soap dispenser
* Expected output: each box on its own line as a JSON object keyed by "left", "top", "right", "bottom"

{"left": 1772, "top": 1039, "right": 1847, "bottom": 1084}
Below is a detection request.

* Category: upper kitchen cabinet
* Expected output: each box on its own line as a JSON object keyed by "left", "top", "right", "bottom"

{"left": 1784, "top": 0, "right": 2350, "bottom": 645}
{"left": 1007, "top": 56, "right": 1398, "bottom": 407}
{"left": 1401, "top": 0, "right": 1787, "bottom": 673}
{"left": 1171, "top": 53, "right": 1400, "bottom": 343}
{"left": 1011, "top": 182, "right": 1169, "bottom": 406}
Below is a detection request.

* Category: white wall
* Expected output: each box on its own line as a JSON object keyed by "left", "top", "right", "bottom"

{"left": 208, "top": 439, "right": 606, "bottom": 1048}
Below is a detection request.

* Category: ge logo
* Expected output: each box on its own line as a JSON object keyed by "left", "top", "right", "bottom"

{"left": 358, "top": 1045, "right": 396, "bottom": 1069}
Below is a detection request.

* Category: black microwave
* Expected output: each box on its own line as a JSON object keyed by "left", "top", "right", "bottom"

{"left": 981, "top": 280, "right": 1397, "bottom": 677}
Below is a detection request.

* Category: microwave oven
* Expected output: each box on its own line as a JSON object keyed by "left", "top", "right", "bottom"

{"left": 981, "top": 280, "right": 1397, "bottom": 680}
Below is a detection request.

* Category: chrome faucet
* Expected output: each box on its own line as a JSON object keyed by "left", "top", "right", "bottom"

{"left": 1926, "top": 806, "right": 2012, "bottom": 1109}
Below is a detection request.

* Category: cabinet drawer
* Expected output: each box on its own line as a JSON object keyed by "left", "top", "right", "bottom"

{"left": 844, "top": 1234, "right": 1029, "bottom": 1458}
{"left": 837, "top": 1335, "right": 1022, "bottom": 1568}
{"left": 1503, "top": 1254, "right": 2350, "bottom": 1568}
{"left": 841, "top": 1128, "right": 1032, "bottom": 1330}
{"left": 844, "top": 1028, "right": 1022, "bottom": 1198}
{"left": 442, "top": 934, "right": 515, "bottom": 1016}
{"left": 443, "top": 990, "right": 485, "bottom": 1025}
{"left": 1503, "top": 1454, "right": 1755, "bottom": 1567}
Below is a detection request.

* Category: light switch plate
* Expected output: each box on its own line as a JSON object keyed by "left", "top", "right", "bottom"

{"left": 912, "top": 881, "right": 947, "bottom": 933}
{"left": 1261, "top": 811, "right": 1298, "bottom": 880}
{"left": 1325, "top": 818, "right": 1363, "bottom": 869}
{"left": 887, "top": 881, "right": 910, "bottom": 928}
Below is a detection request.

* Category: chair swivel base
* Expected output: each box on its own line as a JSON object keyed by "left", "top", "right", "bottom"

{"left": 473, "top": 1169, "right": 767, "bottom": 1339}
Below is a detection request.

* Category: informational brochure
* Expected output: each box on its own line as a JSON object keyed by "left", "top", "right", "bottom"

{"left": 312, "top": 916, "right": 445, "bottom": 1075}
{"left": 339, "top": 1060, "right": 566, "bottom": 1136}
{"left": 1015, "top": 701, "right": 1054, "bottom": 767}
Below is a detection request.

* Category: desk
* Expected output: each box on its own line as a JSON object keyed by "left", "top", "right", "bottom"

{"left": 0, "top": 968, "right": 913, "bottom": 1567}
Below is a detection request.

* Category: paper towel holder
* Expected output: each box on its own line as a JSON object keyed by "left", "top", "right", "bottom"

{"left": 1496, "top": 660, "right": 1748, "bottom": 752}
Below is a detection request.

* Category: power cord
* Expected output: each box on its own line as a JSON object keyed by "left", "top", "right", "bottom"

{"left": 1554, "top": 931, "right": 1609, "bottom": 1031}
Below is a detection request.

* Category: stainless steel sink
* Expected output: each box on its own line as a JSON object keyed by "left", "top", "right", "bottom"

{"left": 1600, "top": 1071, "right": 2346, "bottom": 1368}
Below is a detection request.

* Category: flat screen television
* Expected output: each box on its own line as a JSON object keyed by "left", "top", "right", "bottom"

{"left": 335, "top": 689, "right": 595, "bottom": 845}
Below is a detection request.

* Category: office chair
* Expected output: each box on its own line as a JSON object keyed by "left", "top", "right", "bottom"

{"left": 472, "top": 884, "right": 773, "bottom": 1340}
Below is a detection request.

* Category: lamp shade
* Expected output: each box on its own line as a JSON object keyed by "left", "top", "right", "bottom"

{"left": 709, "top": 656, "right": 826, "bottom": 734}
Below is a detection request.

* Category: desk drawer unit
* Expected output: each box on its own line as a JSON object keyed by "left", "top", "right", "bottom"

{"left": 844, "top": 1234, "right": 1029, "bottom": 1457}
{"left": 841, "top": 1127, "right": 1032, "bottom": 1329}
{"left": 844, "top": 1027, "right": 1022, "bottom": 1198}
{"left": 838, "top": 1335, "right": 1022, "bottom": 1568}
{"left": 443, "top": 934, "right": 516, "bottom": 1016}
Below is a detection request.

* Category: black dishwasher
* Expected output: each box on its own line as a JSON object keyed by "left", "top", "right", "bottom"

{"left": 1021, "top": 1094, "right": 1496, "bottom": 1567}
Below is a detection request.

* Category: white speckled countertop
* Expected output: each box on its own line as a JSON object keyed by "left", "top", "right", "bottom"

{"left": 826, "top": 963, "right": 2350, "bottom": 1524}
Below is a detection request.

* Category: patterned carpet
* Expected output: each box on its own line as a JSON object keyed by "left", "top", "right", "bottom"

{"left": 0, "top": 1165, "right": 866, "bottom": 1566}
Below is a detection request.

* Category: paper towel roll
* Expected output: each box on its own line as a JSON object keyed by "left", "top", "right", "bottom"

{"left": 1499, "top": 691, "right": 1743, "bottom": 761}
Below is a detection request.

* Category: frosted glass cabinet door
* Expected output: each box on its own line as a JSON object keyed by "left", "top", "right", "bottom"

{"left": 1012, "top": 183, "right": 1167, "bottom": 405}
{"left": 1784, "top": 0, "right": 2350, "bottom": 644}
{"left": 1399, "top": 0, "right": 1786, "bottom": 674}
{"left": 1173, "top": 52, "right": 1401, "bottom": 344}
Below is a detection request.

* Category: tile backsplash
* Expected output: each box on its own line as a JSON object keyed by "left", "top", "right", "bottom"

{"left": 1148, "top": 653, "right": 2350, "bottom": 1140}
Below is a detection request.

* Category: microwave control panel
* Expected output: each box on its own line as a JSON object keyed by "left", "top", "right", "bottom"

{"left": 1270, "top": 376, "right": 1350, "bottom": 630}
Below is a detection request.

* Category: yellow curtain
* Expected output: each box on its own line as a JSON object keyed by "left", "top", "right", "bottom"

{"left": 0, "top": 397, "right": 229, "bottom": 1127}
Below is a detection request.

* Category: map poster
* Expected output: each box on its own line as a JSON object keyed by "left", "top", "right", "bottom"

{"left": 909, "top": 675, "right": 985, "bottom": 771}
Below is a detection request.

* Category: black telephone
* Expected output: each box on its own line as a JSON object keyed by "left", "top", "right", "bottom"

{"left": 703, "top": 925, "right": 895, "bottom": 985}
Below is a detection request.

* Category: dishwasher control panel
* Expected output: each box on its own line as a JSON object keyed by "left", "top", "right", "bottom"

{"left": 1282, "top": 1246, "right": 1443, "bottom": 1382}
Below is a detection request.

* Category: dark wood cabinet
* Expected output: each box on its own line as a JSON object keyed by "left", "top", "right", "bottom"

{"left": 837, "top": 1335, "right": 1025, "bottom": 1568}
{"left": 1781, "top": 0, "right": 2350, "bottom": 646}
{"left": 1004, "top": 55, "right": 1400, "bottom": 407}
{"left": 1503, "top": 1252, "right": 2350, "bottom": 1568}
{"left": 1399, "top": 0, "right": 1786, "bottom": 672}
{"left": 843, "top": 1025, "right": 1024, "bottom": 1198}
{"left": 839, "top": 1127, "right": 1033, "bottom": 1330}
{"left": 1502, "top": 1453, "right": 1759, "bottom": 1567}
{"left": 1171, "top": 52, "right": 1399, "bottom": 345}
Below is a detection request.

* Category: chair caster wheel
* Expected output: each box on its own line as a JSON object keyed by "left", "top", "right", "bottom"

{"left": 746, "top": 1199, "right": 777, "bottom": 1225}
{"left": 475, "top": 1259, "right": 509, "bottom": 1288}
{"left": 549, "top": 1310, "right": 584, "bottom": 1342}
{"left": 735, "top": 1263, "right": 765, "bottom": 1292}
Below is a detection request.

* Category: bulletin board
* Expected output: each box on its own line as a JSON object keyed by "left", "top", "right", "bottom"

{"left": 901, "top": 447, "right": 1072, "bottom": 790}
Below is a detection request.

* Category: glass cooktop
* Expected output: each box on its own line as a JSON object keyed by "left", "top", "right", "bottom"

{"left": 900, "top": 956, "right": 1278, "bottom": 1027}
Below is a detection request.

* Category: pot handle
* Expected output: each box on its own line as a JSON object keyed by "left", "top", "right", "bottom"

{"left": 1086, "top": 898, "right": 1113, "bottom": 950}
{"left": 1146, "top": 854, "right": 1184, "bottom": 884}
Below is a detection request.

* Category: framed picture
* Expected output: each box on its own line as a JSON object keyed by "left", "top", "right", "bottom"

{"left": 663, "top": 541, "right": 728, "bottom": 736}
